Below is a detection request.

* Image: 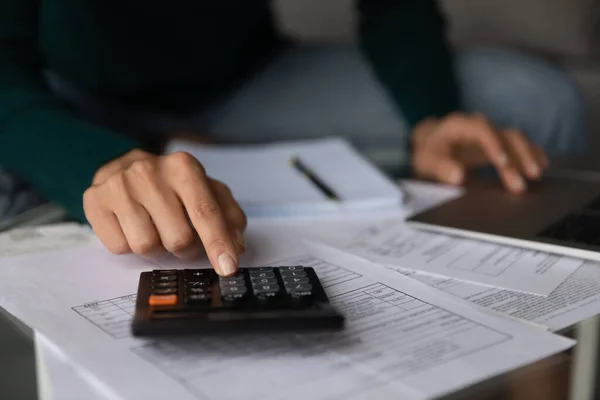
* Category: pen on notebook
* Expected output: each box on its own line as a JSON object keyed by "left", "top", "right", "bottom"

{"left": 290, "top": 155, "right": 340, "bottom": 201}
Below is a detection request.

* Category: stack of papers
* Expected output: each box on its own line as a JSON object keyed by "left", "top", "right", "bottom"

{"left": 329, "top": 222, "right": 583, "bottom": 295}
{"left": 0, "top": 233, "right": 576, "bottom": 400}
{"left": 165, "top": 137, "right": 404, "bottom": 217}
{"left": 3, "top": 180, "right": 600, "bottom": 400}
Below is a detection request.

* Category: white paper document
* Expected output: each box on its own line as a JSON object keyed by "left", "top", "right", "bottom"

{"left": 0, "top": 223, "right": 94, "bottom": 257}
{"left": 400, "top": 180, "right": 464, "bottom": 217}
{"left": 336, "top": 223, "right": 583, "bottom": 295}
{"left": 35, "top": 332, "right": 109, "bottom": 400}
{"left": 401, "top": 261, "right": 600, "bottom": 332}
{"left": 0, "top": 230, "right": 574, "bottom": 400}
{"left": 165, "top": 137, "right": 403, "bottom": 217}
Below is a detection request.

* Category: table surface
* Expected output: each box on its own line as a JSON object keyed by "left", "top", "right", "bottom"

{"left": 1, "top": 297, "right": 598, "bottom": 400}
{"left": 4, "top": 160, "right": 600, "bottom": 399}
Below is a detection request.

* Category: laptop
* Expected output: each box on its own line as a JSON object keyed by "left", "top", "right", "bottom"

{"left": 406, "top": 158, "right": 600, "bottom": 261}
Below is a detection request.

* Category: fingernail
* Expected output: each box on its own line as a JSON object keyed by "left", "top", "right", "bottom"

{"left": 529, "top": 163, "right": 540, "bottom": 177}
{"left": 512, "top": 175, "right": 526, "bottom": 192}
{"left": 448, "top": 169, "right": 462, "bottom": 185}
{"left": 498, "top": 153, "right": 508, "bottom": 166}
{"left": 236, "top": 230, "right": 246, "bottom": 249}
{"left": 218, "top": 252, "right": 237, "bottom": 276}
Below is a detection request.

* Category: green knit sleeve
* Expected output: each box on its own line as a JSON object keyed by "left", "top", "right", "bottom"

{"left": 357, "top": 0, "right": 462, "bottom": 130}
{"left": 0, "top": 0, "right": 141, "bottom": 222}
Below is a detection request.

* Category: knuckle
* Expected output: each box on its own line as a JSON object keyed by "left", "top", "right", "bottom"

{"left": 164, "top": 229, "right": 195, "bottom": 253}
{"left": 127, "top": 148, "right": 150, "bottom": 158}
{"left": 471, "top": 113, "right": 488, "bottom": 124}
{"left": 168, "top": 152, "right": 201, "bottom": 171}
{"left": 229, "top": 207, "right": 247, "bottom": 228}
{"left": 192, "top": 200, "right": 221, "bottom": 219}
{"left": 445, "top": 112, "right": 463, "bottom": 122}
{"left": 91, "top": 169, "right": 106, "bottom": 185}
{"left": 216, "top": 181, "right": 233, "bottom": 195}
{"left": 107, "top": 240, "right": 130, "bottom": 255}
{"left": 128, "top": 159, "right": 157, "bottom": 180}
{"left": 475, "top": 119, "right": 493, "bottom": 135}
{"left": 130, "top": 238, "right": 158, "bottom": 255}
{"left": 82, "top": 187, "right": 100, "bottom": 209}
{"left": 506, "top": 128, "right": 525, "bottom": 141}
{"left": 443, "top": 114, "right": 467, "bottom": 132}
{"left": 106, "top": 172, "right": 128, "bottom": 193}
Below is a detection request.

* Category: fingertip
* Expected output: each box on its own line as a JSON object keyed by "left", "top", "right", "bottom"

{"left": 497, "top": 153, "right": 508, "bottom": 167}
{"left": 525, "top": 163, "right": 541, "bottom": 180}
{"left": 217, "top": 252, "right": 238, "bottom": 277}
{"left": 510, "top": 174, "right": 527, "bottom": 193}
{"left": 446, "top": 167, "right": 464, "bottom": 185}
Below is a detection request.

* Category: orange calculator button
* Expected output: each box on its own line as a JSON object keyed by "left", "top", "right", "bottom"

{"left": 149, "top": 294, "right": 178, "bottom": 306}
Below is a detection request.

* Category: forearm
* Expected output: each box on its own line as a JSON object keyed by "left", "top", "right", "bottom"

{"left": 357, "top": 0, "right": 461, "bottom": 130}
{"left": 0, "top": 107, "right": 140, "bottom": 222}
{"left": 0, "top": 0, "right": 144, "bottom": 222}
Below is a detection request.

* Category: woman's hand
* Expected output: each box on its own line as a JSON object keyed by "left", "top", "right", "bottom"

{"left": 83, "top": 149, "right": 246, "bottom": 277}
{"left": 412, "top": 113, "right": 549, "bottom": 192}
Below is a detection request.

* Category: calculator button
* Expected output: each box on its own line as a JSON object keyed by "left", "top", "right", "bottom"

{"left": 249, "top": 271, "right": 275, "bottom": 279}
{"left": 152, "top": 281, "right": 178, "bottom": 288}
{"left": 254, "top": 267, "right": 273, "bottom": 272}
{"left": 286, "top": 283, "right": 312, "bottom": 292}
{"left": 280, "top": 270, "right": 306, "bottom": 278}
{"left": 290, "top": 291, "right": 313, "bottom": 305}
{"left": 186, "top": 293, "right": 211, "bottom": 304}
{"left": 148, "top": 294, "right": 178, "bottom": 306}
{"left": 152, "top": 288, "right": 177, "bottom": 295}
{"left": 283, "top": 277, "right": 310, "bottom": 285}
{"left": 222, "top": 293, "right": 247, "bottom": 303}
{"left": 185, "top": 280, "right": 211, "bottom": 288}
{"left": 188, "top": 287, "right": 210, "bottom": 294}
{"left": 279, "top": 266, "right": 304, "bottom": 272}
{"left": 153, "top": 274, "right": 177, "bottom": 282}
{"left": 251, "top": 278, "right": 277, "bottom": 285}
{"left": 219, "top": 278, "right": 246, "bottom": 287}
{"left": 152, "top": 269, "right": 177, "bottom": 275}
{"left": 255, "top": 292, "right": 279, "bottom": 302}
{"left": 287, "top": 284, "right": 313, "bottom": 301}
{"left": 184, "top": 269, "right": 210, "bottom": 279}
{"left": 221, "top": 286, "right": 248, "bottom": 295}
{"left": 253, "top": 284, "right": 280, "bottom": 294}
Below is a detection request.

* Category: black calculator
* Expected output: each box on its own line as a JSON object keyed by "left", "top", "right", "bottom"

{"left": 131, "top": 266, "right": 345, "bottom": 336}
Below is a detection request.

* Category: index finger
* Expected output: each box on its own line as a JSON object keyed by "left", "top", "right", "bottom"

{"left": 445, "top": 115, "right": 525, "bottom": 192}
{"left": 163, "top": 153, "right": 239, "bottom": 277}
{"left": 448, "top": 115, "right": 509, "bottom": 168}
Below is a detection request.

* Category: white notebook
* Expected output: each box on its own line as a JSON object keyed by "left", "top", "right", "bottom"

{"left": 165, "top": 137, "right": 404, "bottom": 217}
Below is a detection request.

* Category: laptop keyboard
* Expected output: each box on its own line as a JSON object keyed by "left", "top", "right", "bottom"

{"left": 538, "top": 197, "right": 600, "bottom": 246}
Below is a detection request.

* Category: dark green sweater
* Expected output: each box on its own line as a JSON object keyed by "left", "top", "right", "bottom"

{"left": 0, "top": 0, "right": 460, "bottom": 222}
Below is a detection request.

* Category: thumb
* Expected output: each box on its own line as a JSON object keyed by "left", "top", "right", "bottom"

{"left": 417, "top": 152, "right": 465, "bottom": 186}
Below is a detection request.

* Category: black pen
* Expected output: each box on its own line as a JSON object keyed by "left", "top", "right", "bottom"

{"left": 290, "top": 155, "right": 340, "bottom": 201}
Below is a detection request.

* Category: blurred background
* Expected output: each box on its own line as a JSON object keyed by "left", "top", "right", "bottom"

{"left": 274, "top": 0, "right": 600, "bottom": 154}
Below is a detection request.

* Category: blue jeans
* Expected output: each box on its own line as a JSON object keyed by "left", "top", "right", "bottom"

{"left": 1, "top": 45, "right": 589, "bottom": 223}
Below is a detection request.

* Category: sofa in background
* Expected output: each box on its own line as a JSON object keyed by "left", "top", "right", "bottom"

{"left": 274, "top": 0, "right": 600, "bottom": 155}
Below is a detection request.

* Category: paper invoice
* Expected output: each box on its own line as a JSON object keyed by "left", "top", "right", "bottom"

{"left": 399, "top": 262, "right": 600, "bottom": 332}
{"left": 318, "top": 218, "right": 600, "bottom": 332}
{"left": 333, "top": 222, "right": 583, "bottom": 295}
{"left": 0, "top": 229, "right": 574, "bottom": 400}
